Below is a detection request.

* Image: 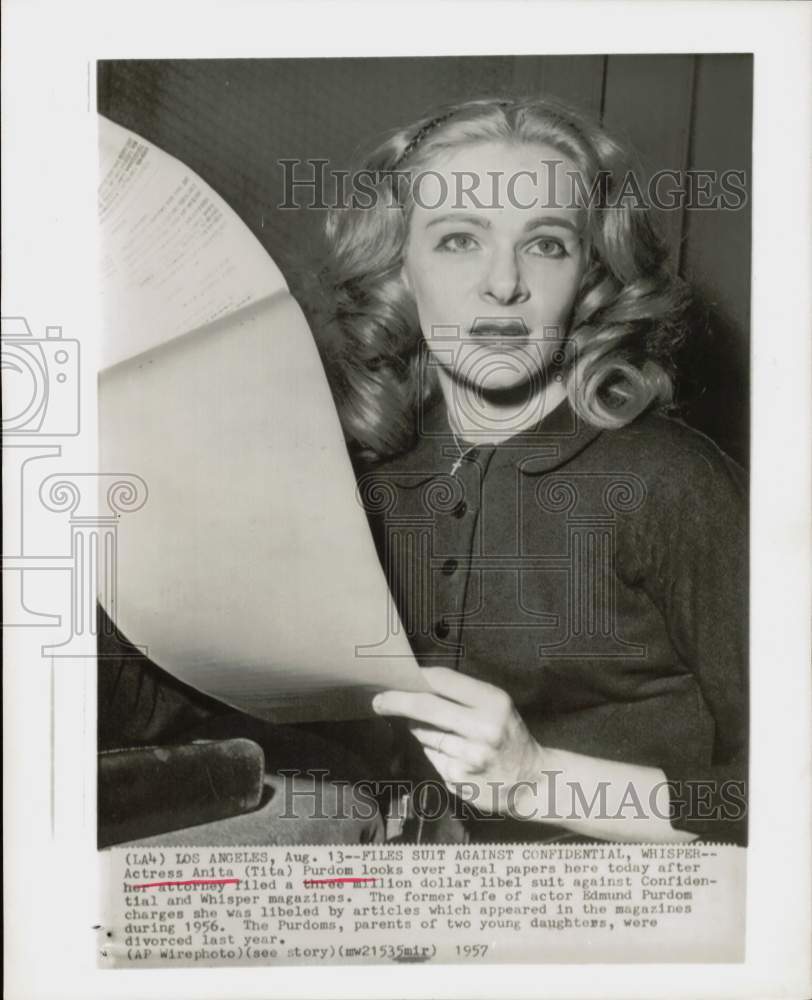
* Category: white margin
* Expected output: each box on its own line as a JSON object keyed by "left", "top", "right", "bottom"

{"left": 3, "top": 2, "right": 811, "bottom": 998}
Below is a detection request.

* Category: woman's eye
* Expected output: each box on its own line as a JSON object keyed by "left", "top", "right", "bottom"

{"left": 527, "top": 237, "right": 568, "bottom": 258}
{"left": 436, "top": 233, "right": 480, "bottom": 253}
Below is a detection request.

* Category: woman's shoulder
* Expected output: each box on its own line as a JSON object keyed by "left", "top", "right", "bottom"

{"left": 585, "top": 411, "right": 747, "bottom": 585}
{"left": 593, "top": 408, "right": 747, "bottom": 499}
{"left": 577, "top": 410, "right": 747, "bottom": 546}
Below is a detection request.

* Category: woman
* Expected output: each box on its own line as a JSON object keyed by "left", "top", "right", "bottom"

{"left": 318, "top": 96, "right": 747, "bottom": 844}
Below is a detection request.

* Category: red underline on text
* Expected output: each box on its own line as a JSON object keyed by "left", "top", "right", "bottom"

{"left": 130, "top": 879, "right": 241, "bottom": 889}
{"left": 303, "top": 877, "right": 377, "bottom": 886}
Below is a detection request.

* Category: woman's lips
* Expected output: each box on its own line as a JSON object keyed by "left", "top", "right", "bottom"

{"left": 469, "top": 318, "right": 530, "bottom": 338}
{"left": 468, "top": 318, "right": 531, "bottom": 347}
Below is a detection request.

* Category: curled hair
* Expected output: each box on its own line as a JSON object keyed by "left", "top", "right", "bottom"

{"left": 317, "top": 96, "right": 691, "bottom": 462}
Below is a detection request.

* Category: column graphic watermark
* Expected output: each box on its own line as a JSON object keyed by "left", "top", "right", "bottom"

{"left": 2, "top": 315, "right": 147, "bottom": 655}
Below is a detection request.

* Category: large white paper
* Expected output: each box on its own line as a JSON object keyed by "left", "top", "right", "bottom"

{"left": 98, "top": 117, "right": 287, "bottom": 368}
{"left": 97, "top": 117, "right": 427, "bottom": 722}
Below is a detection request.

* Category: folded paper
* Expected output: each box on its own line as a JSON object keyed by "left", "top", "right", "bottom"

{"left": 97, "top": 116, "right": 427, "bottom": 723}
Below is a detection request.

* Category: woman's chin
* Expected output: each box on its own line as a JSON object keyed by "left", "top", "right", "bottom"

{"left": 462, "top": 370, "right": 543, "bottom": 396}
{"left": 449, "top": 347, "right": 553, "bottom": 396}
{"left": 473, "top": 376, "right": 530, "bottom": 394}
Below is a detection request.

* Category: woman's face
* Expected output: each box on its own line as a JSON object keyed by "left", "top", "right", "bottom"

{"left": 402, "top": 140, "right": 587, "bottom": 394}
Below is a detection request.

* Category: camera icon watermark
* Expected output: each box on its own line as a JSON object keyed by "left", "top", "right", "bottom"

{"left": 416, "top": 323, "right": 576, "bottom": 442}
{"left": 1, "top": 316, "right": 80, "bottom": 436}
{"left": 2, "top": 315, "right": 148, "bottom": 654}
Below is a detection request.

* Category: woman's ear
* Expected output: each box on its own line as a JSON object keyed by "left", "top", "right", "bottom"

{"left": 399, "top": 262, "right": 412, "bottom": 293}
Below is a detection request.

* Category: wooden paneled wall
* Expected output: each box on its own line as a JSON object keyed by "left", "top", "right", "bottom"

{"left": 98, "top": 55, "right": 751, "bottom": 463}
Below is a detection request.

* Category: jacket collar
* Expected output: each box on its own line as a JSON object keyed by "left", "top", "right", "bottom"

{"left": 491, "top": 396, "right": 604, "bottom": 475}
{"left": 375, "top": 394, "right": 603, "bottom": 478}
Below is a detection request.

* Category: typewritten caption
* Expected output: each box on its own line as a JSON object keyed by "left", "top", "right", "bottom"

{"left": 100, "top": 843, "right": 745, "bottom": 966}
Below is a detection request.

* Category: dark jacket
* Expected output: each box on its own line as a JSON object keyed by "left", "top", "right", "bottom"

{"left": 360, "top": 397, "right": 748, "bottom": 843}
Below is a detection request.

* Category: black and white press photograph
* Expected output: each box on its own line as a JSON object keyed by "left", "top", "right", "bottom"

{"left": 96, "top": 54, "right": 750, "bottom": 852}
{"left": 3, "top": 0, "right": 812, "bottom": 994}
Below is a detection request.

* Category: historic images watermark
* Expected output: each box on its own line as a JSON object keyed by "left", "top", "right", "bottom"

{"left": 277, "top": 160, "right": 748, "bottom": 212}
{"left": 276, "top": 770, "right": 747, "bottom": 827}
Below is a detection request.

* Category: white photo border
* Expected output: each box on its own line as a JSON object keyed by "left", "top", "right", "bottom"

{"left": 3, "top": 2, "right": 810, "bottom": 998}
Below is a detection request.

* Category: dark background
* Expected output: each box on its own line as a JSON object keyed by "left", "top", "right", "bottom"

{"left": 98, "top": 55, "right": 751, "bottom": 465}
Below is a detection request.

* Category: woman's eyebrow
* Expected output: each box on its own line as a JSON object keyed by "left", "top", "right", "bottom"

{"left": 425, "top": 213, "right": 492, "bottom": 230}
{"left": 423, "top": 213, "right": 580, "bottom": 233}
{"left": 522, "top": 215, "right": 579, "bottom": 234}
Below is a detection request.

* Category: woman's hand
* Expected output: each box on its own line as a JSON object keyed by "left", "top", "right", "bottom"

{"left": 373, "top": 668, "right": 699, "bottom": 842}
{"left": 372, "top": 667, "right": 544, "bottom": 815}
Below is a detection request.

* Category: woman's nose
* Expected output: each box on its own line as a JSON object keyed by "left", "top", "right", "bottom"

{"left": 479, "top": 249, "right": 530, "bottom": 305}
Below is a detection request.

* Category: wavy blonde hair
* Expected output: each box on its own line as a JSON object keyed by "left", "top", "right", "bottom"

{"left": 316, "top": 96, "right": 690, "bottom": 462}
